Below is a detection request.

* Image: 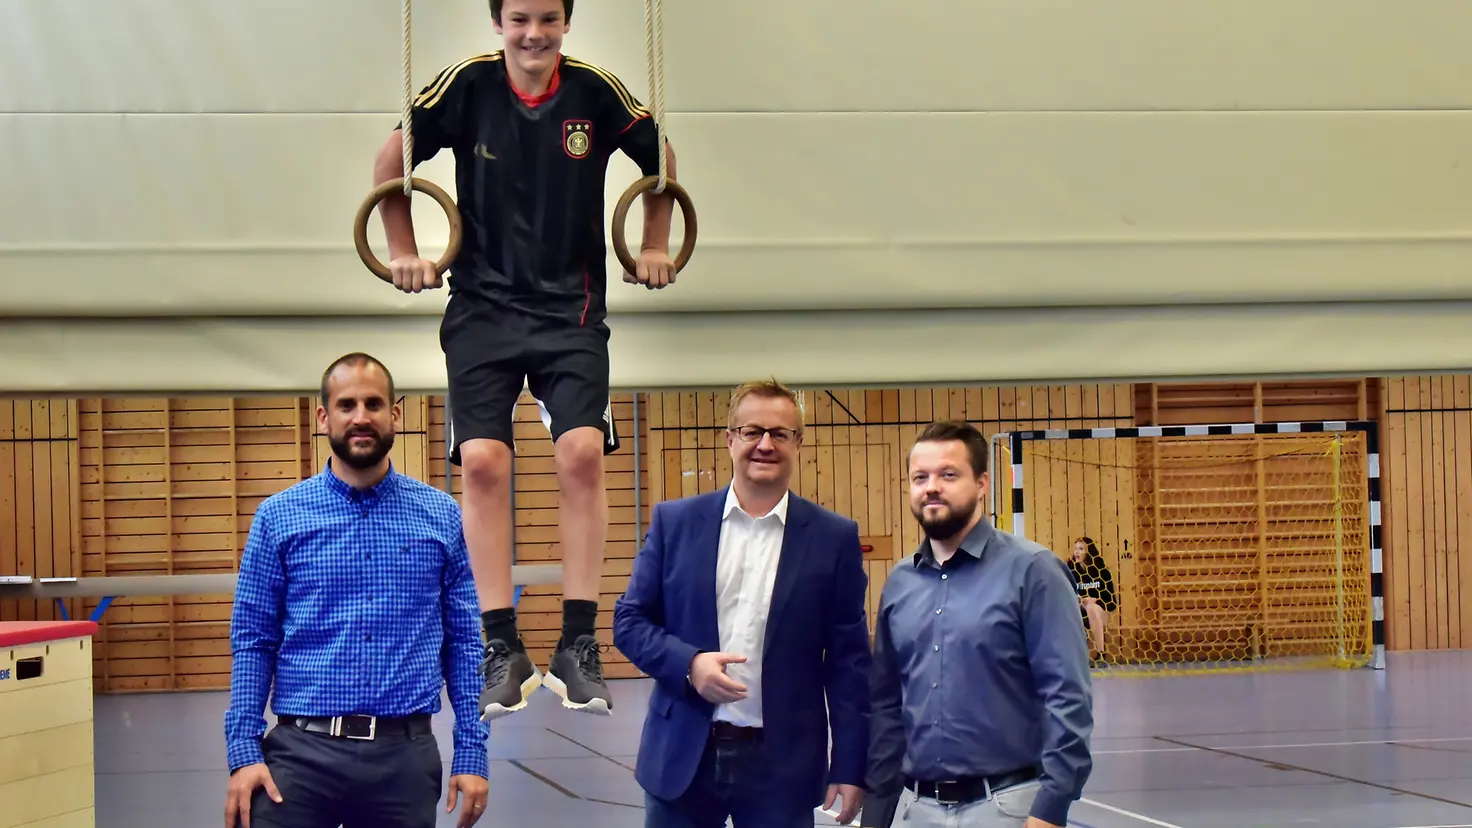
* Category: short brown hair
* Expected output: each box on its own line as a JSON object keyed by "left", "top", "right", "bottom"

{"left": 320, "top": 352, "right": 395, "bottom": 405}
{"left": 490, "top": 0, "right": 573, "bottom": 23}
{"left": 727, "top": 378, "right": 805, "bottom": 430}
{"left": 913, "top": 419, "right": 989, "bottom": 476}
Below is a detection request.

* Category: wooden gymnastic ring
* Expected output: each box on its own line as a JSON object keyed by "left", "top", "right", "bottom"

{"left": 610, "top": 175, "right": 698, "bottom": 278}
{"left": 352, "top": 176, "right": 464, "bottom": 283}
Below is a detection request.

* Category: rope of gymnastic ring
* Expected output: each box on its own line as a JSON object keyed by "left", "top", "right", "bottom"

{"left": 645, "top": 0, "right": 667, "bottom": 194}
{"left": 351, "top": 0, "right": 464, "bottom": 283}
{"left": 609, "top": 0, "right": 698, "bottom": 277}
{"left": 399, "top": 0, "right": 415, "bottom": 199}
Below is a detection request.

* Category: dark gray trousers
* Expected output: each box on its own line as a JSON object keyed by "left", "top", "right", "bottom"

{"left": 245, "top": 722, "right": 443, "bottom": 828}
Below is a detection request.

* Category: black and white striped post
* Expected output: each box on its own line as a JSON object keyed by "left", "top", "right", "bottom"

{"left": 1007, "top": 420, "right": 1384, "bottom": 670}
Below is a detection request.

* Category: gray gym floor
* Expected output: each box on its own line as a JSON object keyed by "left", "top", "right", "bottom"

{"left": 95, "top": 651, "right": 1472, "bottom": 828}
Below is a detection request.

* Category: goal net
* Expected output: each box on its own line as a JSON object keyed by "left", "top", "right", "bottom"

{"left": 997, "top": 422, "right": 1384, "bottom": 674}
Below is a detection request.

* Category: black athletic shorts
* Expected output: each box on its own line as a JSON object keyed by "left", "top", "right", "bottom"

{"left": 440, "top": 295, "right": 620, "bottom": 466}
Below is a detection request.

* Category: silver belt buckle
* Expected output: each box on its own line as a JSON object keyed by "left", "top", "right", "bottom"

{"left": 329, "top": 715, "right": 377, "bottom": 740}
{"left": 934, "top": 780, "right": 960, "bottom": 805}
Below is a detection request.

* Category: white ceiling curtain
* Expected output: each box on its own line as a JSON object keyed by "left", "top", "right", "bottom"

{"left": 2, "top": 302, "right": 1467, "bottom": 395}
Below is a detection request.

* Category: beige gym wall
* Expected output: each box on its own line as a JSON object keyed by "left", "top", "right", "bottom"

{"left": 4, "top": 0, "right": 1472, "bottom": 393}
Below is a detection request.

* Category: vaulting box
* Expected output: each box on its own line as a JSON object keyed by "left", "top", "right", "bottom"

{"left": 0, "top": 620, "right": 98, "bottom": 828}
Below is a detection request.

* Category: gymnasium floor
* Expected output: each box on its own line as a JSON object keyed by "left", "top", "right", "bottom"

{"left": 95, "top": 651, "right": 1472, "bottom": 828}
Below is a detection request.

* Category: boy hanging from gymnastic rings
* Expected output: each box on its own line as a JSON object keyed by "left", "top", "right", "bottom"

{"left": 371, "top": 0, "right": 677, "bottom": 719}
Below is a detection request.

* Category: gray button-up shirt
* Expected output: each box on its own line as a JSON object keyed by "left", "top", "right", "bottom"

{"left": 863, "top": 518, "right": 1093, "bottom": 826}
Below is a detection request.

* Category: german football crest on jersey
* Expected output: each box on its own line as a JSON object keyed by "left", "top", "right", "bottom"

{"left": 564, "top": 120, "right": 592, "bottom": 158}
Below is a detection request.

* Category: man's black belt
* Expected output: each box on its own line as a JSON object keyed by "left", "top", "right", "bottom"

{"left": 711, "top": 721, "right": 763, "bottom": 742}
{"left": 904, "top": 766, "right": 1040, "bottom": 805}
{"left": 283, "top": 713, "right": 432, "bottom": 741}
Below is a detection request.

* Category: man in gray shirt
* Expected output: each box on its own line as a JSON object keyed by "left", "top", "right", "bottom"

{"left": 861, "top": 420, "right": 1093, "bottom": 827}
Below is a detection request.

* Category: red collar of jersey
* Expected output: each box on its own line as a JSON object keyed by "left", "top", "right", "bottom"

{"left": 507, "top": 55, "right": 562, "bottom": 108}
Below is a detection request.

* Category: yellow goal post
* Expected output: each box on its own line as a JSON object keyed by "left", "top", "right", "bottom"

{"left": 999, "top": 420, "right": 1384, "bottom": 674}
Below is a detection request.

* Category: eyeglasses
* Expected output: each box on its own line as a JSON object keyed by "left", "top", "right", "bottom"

{"left": 729, "top": 425, "right": 801, "bottom": 444}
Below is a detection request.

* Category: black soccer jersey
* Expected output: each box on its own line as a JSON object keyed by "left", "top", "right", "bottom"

{"left": 404, "top": 51, "right": 663, "bottom": 326}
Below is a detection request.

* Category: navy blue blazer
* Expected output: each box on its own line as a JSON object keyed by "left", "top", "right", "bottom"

{"left": 612, "top": 487, "right": 873, "bottom": 810}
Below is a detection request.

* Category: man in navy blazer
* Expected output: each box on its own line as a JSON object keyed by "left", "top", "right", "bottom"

{"left": 613, "top": 379, "right": 872, "bottom": 827}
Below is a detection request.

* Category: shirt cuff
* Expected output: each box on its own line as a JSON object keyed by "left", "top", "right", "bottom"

{"left": 1030, "top": 787, "right": 1073, "bottom": 826}
{"left": 226, "top": 738, "right": 266, "bottom": 774}
{"left": 450, "top": 747, "right": 489, "bottom": 780}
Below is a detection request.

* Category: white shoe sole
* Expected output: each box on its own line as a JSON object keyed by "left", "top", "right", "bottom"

{"left": 542, "top": 671, "right": 612, "bottom": 715}
{"left": 479, "top": 667, "right": 543, "bottom": 722}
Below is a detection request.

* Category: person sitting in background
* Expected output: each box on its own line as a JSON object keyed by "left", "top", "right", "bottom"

{"left": 1070, "top": 537, "right": 1117, "bottom": 666}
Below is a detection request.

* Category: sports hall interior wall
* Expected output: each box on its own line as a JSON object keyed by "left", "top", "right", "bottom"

{"left": 9, "top": 1, "right": 1472, "bottom": 393}
{"left": 0, "top": 376, "right": 1463, "bottom": 693}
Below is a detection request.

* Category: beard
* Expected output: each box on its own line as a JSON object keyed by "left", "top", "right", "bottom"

{"left": 913, "top": 497, "right": 976, "bottom": 541}
{"left": 329, "top": 427, "right": 395, "bottom": 470}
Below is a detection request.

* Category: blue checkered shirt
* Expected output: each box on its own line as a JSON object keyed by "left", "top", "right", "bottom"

{"left": 224, "top": 463, "right": 489, "bottom": 778}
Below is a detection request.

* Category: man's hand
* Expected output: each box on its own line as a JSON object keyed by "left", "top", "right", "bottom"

{"left": 823, "top": 783, "right": 864, "bottom": 824}
{"left": 624, "top": 248, "right": 676, "bottom": 290}
{"left": 1023, "top": 818, "right": 1062, "bottom": 828}
{"left": 445, "top": 774, "right": 489, "bottom": 827}
{"left": 688, "top": 651, "right": 748, "bottom": 704}
{"left": 388, "top": 255, "right": 442, "bottom": 293}
{"left": 223, "top": 763, "right": 281, "bottom": 828}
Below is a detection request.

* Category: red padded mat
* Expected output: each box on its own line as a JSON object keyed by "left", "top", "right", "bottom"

{"left": 0, "top": 620, "right": 100, "bottom": 648}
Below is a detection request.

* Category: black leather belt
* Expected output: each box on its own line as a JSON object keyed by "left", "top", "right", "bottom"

{"left": 283, "top": 714, "right": 431, "bottom": 741}
{"left": 711, "top": 721, "right": 763, "bottom": 742}
{"left": 905, "top": 766, "right": 1040, "bottom": 805}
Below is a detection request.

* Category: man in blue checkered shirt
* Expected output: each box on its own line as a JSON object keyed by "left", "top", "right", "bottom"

{"left": 223, "top": 353, "right": 490, "bottom": 828}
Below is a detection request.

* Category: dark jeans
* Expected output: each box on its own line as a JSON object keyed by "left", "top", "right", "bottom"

{"left": 245, "top": 720, "right": 443, "bottom": 827}
{"left": 644, "top": 732, "right": 814, "bottom": 828}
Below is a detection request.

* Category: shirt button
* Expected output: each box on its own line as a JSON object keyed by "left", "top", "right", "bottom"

{"left": 933, "top": 644, "right": 940, "bottom": 651}
{"left": 941, "top": 574, "right": 948, "bottom": 580}
{"left": 935, "top": 609, "right": 943, "bottom": 614}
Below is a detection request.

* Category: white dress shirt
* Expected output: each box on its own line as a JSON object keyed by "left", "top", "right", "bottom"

{"left": 711, "top": 486, "right": 789, "bottom": 727}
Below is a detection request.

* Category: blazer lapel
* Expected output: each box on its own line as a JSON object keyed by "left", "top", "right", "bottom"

{"left": 693, "top": 488, "right": 727, "bottom": 650}
{"left": 763, "top": 493, "right": 810, "bottom": 655}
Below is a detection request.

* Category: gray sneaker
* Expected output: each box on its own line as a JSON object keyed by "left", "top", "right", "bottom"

{"left": 543, "top": 635, "right": 612, "bottom": 715}
{"left": 478, "top": 638, "right": 541, "bottom": 721}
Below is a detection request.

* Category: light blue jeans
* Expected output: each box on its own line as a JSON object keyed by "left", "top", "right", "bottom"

{"left": 892, "top": 780, "right": 1041, "bottom": 827}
